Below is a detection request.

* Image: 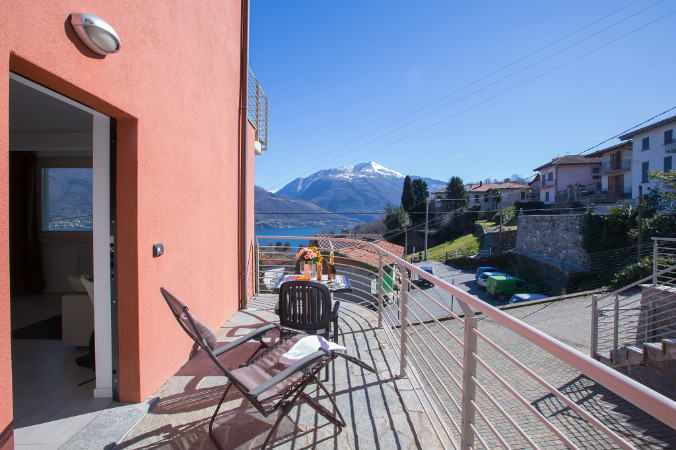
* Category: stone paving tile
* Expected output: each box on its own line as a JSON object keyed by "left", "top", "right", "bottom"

{"left": 116, "top": 297, "right": 441, "bottom": 450}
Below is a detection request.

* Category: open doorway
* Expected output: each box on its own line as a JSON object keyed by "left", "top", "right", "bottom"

{"left": 8, "top": 73, "right": 116, "bottom": 447}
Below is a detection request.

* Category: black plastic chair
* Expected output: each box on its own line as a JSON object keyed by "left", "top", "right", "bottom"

{"left": 278, "top": 280, "right": 339, "bottom": 344}
{"left": 161, "top": 287, "right": 374, "bottom": 450}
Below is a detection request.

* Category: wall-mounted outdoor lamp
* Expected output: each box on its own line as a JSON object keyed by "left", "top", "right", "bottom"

{"left": 70, "top": 13, "right": 121, "bottom": 55}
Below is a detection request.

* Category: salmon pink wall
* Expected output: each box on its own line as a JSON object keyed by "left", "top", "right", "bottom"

{"left": 246, "top": 120, "right": 256, "bottom": 300}
{"left": 1, "top": 1, "right": 247, "bottom": 428}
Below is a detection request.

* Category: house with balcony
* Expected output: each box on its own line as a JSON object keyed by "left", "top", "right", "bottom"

{"left": 1, "top": 2, "right": 269, "bottom": 448}
{"left": 464, "top": 180, "right": 531, "bottom": 215}
{"left": 534, "top": 155, "right": 601, "bottom": 204}
{"left": 586, "top": 141, "right": 633, "bottom": 200}
{"left": 618, "top": 114, "right": 676, "bottom": 199}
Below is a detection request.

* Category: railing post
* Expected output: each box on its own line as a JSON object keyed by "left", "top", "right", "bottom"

{"left": 459, "top": 300, "right": 477, "bottom": 450}
{"left": 613, "top": 294, "right": 620, "bottom": 357}
{"left": 377, "top": 254, "right": 384, "bottom": 329}
{"left": 398, "top": 265, "right": 409, "bottom": 378}
{"left": 254, "top": 243, "right": 260, "bottom": 295}
{"left": 590, "top": 294, "right": 598, "bottom": 358}
{"left": 653, "top": 238, "right": 658, "bottom": 286}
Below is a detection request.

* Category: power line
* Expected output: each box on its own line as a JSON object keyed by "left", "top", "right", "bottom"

{"left": 261, "top": 1, "right": 669, "bottom": 192}
{"left": 576, "top": 105, "right": 676, "bottom": 155}
{"left": 336, "top": 9, "right": 676, "bottom": 167}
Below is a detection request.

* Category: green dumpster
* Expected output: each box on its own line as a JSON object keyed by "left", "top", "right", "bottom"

{"left": 377, "top": 268, "right": 394, "bottom": 294}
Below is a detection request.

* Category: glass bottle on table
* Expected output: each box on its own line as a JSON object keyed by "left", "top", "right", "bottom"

{"left": 328, "top": 250, "right": 336, "bottom": 280}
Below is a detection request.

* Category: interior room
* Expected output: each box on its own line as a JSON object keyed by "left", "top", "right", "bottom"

{"left": 8, "top": 74, "right": 113, "bottom": 447}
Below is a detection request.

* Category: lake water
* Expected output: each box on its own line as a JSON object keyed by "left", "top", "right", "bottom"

{"left": 254, "top": 226, "right": 323, "bottom": 247}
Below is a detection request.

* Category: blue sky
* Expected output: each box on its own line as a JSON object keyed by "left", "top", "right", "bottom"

{"left": 250, "top": 0, "right": 676, "bottom": 192}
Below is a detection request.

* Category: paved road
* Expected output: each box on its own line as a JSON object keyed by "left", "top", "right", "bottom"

{"left": 398, "top": 260, "right": 511, "bottom": 322}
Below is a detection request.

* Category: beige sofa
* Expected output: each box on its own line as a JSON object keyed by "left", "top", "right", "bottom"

{"left": 61, "top": 275, "right": 94, "bottom": 347}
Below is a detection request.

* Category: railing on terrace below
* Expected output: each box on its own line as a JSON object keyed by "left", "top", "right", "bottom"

{"left": 591, "top": 237, "right": 676, "bottom": 363}
{"left": 256, "top": 235, "right": 676, "bottom": 449}
{"left": 601, "top": 159, "right": 631, "bottom": 173}
{"left": 541, "top": 178, "right": 554, "bottom": 187}
{"left": 247, "top": 69, "right": 268, "bottom": 152}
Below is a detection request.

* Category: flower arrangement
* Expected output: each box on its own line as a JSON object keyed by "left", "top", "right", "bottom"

{"left": 296, "top": 246, "right": 323, "bottom": 263}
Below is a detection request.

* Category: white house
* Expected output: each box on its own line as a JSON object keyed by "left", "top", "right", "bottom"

{"left": 464, "top": 181, "right": 531, "bottom": 213}
{"left": 618, "top": 115, "right": 675, "bottom": 198}
{"left": 586, "top": 141, "right": 633, "bottom": 198}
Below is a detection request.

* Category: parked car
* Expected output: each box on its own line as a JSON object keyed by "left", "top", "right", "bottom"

{"left": 417, "top": 266, "right": 435, "bottom": 287}
{"left": 486, "top": 275, "right": 539, "bottom": 302}
{"left": 509, "top": 293, "right": 548, "bottom": 304}
{"left": 477, "top": 271, "right": 506, "bottom": 287}
{"left": 475, "top": 266, "right": 501, "bottom": 281}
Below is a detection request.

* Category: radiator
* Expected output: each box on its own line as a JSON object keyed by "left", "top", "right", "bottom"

{"left": 76, "top": 247, "right": 93, "bottom": 277}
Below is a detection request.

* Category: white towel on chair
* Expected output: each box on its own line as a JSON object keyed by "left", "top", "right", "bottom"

{"left": 279, "top": 335, "right": 346, "bottom": 366}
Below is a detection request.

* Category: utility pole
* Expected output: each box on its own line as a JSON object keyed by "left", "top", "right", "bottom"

{"left": 404, "top": 223, "right": 408, "bottom": 261}
{"left": 424, "top": 198, "right": 429, "bottom": 261}
{"left": 637, "top": 185, "right": 643, "bottom": 262}
{"left": 498, "top": 192, "right": 503, "bottom": 252}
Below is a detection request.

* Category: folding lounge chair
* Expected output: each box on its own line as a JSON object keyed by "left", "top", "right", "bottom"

{"left": 161, "top": 287, "right": 375, "bottom": 450}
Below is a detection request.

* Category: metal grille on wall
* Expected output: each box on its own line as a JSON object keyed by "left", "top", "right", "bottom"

{"left": 247, "top": 69, "right": 268, "bottom": 152}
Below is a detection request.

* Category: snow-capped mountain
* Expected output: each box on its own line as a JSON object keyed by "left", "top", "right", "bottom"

{"left": 276, "top": 162, "right": 445, "bottom": 221}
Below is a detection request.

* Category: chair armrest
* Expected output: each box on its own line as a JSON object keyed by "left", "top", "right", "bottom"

{"left": 331, "top": 300, "right": 340, "bottom": 320}
{"left": 247, "top": 350, "right": 327, "bottom": 399}
{"left": 213, "top": 324, "right": 278, "bottom": 357}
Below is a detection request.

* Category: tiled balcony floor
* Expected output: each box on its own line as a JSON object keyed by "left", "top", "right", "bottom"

{"left": 116, "top": 292, "right": 676, "bottom": 450}
{"left": 115, "top": 296, "right": 443, "bottom": 450}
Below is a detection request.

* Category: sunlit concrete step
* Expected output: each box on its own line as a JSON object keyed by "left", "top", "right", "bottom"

{"left": 663, "top": 339, "right": 676, "bottom": 358}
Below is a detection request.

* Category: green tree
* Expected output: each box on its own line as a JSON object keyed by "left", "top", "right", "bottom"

{"left": 649, "top": 170, "right": 676, "bottom": 207}
{"left": 383, "top": 203, "right": 410, "bottom": 235}
{"left": 411, "top": 179, "right": 429, "bottom": 226}
{"left": 401, "top": 175, "right": 415, "bottom": 212}
{"left": 445, "top": 176, "right": 467, "bottom": 210}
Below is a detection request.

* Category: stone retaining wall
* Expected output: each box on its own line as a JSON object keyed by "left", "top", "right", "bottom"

{"left": 516, "top": 214, "right": 590, "bottom": 268}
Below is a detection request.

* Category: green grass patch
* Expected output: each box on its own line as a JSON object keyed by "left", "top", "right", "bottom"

{"left": 409, "top": 232, "right": 482, "bottom": 261}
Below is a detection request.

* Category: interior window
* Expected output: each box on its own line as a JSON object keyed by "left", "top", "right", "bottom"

{"left": 41, "top": 164, "right": 93, "bottom": 232}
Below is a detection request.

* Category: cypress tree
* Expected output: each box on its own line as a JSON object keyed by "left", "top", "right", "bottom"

{"left": 401, "top": 175, "right": 415, "bottom": 212}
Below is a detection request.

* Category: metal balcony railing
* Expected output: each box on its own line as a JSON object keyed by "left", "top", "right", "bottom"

{"left": 247, "top": 69, "right": 268, "bottom": 152}
{"left": 666, "top": 141, "right": 676, "bottom": 153}
{"left": 256, "top": 235, "right": 676, "bottom": 449}
{"left": 591, "top": 238, "right": 676, "bottom": 363}
{"left": 601, "top": 159, "right": 631, "bottom": 173}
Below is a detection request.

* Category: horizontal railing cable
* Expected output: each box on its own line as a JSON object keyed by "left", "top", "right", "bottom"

{"left": 256, "top": 235, "right": 676, "bottom": 447}
{"left": 472, "top": 381, "right": 540, "bottom": 449}
{"left": 474, "top": 328, "right": 636, "bottom": 448}
{"left": 374, "top": 299, "right": 459, "bottom": 449}
{"left": 471, "top": 399, "right": 515, "bottom": 450}
{"left": 470, "top": 421, "right": 492, "bottom": 450}
{"left": 472, "top": 357, "right": 582, "bottom": 450}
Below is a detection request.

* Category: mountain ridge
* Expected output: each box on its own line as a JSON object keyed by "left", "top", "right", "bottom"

{"left": 254, "top": 186, "right": 359, "bottom": 228}
{"left": 276, "top": 161, "right": 446, "bottom": 221}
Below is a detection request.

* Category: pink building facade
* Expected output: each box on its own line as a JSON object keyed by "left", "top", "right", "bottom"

{"left": 534, "top": 155, "right": 601, "bottom": 204}
{"left": 0, "top": 1, "right": 261, "bottom": 448}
